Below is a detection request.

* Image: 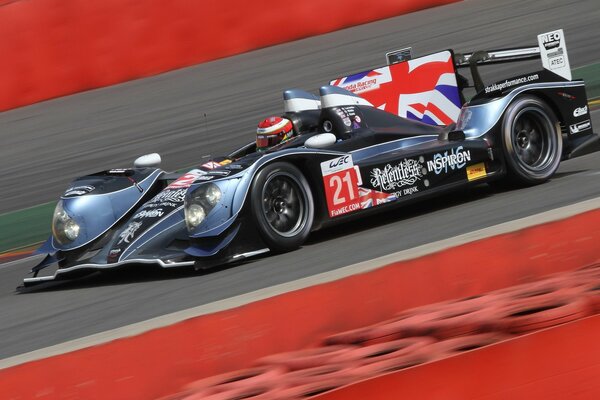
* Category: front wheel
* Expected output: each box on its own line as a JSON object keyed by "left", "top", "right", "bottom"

{"left": 500, "top": 95, "right": 562, "bottom": 185}
{"left": 250, "top": 162, "right": 314, "bottom": 252}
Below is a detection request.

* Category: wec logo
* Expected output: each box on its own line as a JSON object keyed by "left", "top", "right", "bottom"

{"left": 329, "top": 156, "right": 350, "bottom": 169}
{"left": 321, "top": 155, "right": 355, "bottom": 176}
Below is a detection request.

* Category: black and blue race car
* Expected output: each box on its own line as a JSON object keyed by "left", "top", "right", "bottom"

{"left": 23, "top": 29, "right": 599, "bottom": 286}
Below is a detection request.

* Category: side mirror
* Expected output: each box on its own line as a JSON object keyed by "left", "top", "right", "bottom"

{"left": 134, "top": 153, "right": 162, "bottom": 168}
{"left": 304, "top": 133, "right": 337, "bottom": 149}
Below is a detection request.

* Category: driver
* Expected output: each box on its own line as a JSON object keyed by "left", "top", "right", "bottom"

{"left": 256, "top": 116, "right": 295, "bottom": 151}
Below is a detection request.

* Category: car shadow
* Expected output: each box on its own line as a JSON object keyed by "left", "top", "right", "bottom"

{"left": 550, "top": 170, "right": 587, "bottom": 179}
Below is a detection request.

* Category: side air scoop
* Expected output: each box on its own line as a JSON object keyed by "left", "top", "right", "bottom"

{"left": 283, "top": 89, "right": 321, "bottom": 113}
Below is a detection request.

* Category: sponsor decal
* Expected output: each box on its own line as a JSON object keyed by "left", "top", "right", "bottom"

{"left": 152, "top": 202, "right": 178, "bottom": 208}
{"left": 330, "top": 203, "right": 361, "bottom": 216}
{"left": 196, "top": 175, "right": 215, "bottom": 181}
{"left": 334, "top": 108, "right": 352, "bottom": 127}
{"left": 548, "top": 53, "right": 566, "bottom": 70}
{"left": 207, "top": 170, "right": 231, "bottom": 177}
{"left": 402, "top": 186, "right": 419, "bottom": 195}
{"left": 331, "top": 106, "right": 360, "bottom": 129}
{"left": 321, "top": 155, "right": 424, "bottom": 217}
{"left": 369, "top": 158, "right": 423, "bottom": 191}
{"left": 133, "top": 208, "right": 164, "bottom": 219}
{"left": 456, "top": 109, "right": 472, "bottom": 130}
{"left": 117, "top": 221, "right": 143, "bottom": 245}
{"left": 109, "top": 249, "right": 121, "bottom": 257}
{"left": 569, "top": 119, "right": 591, "bottom": 134}
{"left": 321, "top": 155, "right": 362, "bottom": 217}
{"left": 427, "top": 146, "right": 471, "bottom": 175}
{"left": 573, "top": 106, "right": 588, "bottom": 118}
{"left": 148, "top": 188, "right": 187, "bottom": 205}
{"left": 219, "top": 159, "right": 232, "bottom": 166}
{"left": 540, "top": 32, "right": 561, "bottom": 50}
{"left": 538, "top": 29, "right": 571, "bottom": 81}
{"left": 357, "top": 187, "right": 398, "bottom": 209}
{"left": 107, "top": 248, "right": 122, "bottom": 262}
{"left": 341, "top": 106, "right": 357, "bottom": 116}
{"left": 108, "top": 168, "right": 130, "bottom": 174}
{"left": 226, "top": 164, "right": 244, "bottom": 170}
{"left": 557, "top": 91, "right": 576, "bottom": 100}
{"left": 332, "top": 70, "right": 391, "bottom": 95}
{"left": 343, "top": 78, "right": 378, "bottom": 94}
{"left": 466, "top": 162, "right": 487, "bottom": 181}
{"left": 64, "top": 185, "right": 95, "bottom": 197}
{"left": 167, "top": 169, "right": 205, "bottom": 189}
{"left": 201, "top": 161, "right": 222, "bottom": 170}
{"left": 484, "top": 74, "right": 539, "bottom": 94}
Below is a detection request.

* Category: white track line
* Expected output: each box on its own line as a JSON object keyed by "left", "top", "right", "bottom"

{"left": 1, "top": 196, "right": 600, "bottom": 370}
{"left": 0, "top": 253, "right": 44, "bottom": 269}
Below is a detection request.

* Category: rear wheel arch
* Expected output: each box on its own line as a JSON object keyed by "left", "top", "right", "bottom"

{"left": 521, "top": 91, "right": 567, "bottom": 137}
{"left": 499, "top": 94, "right": 562, "bottom": 185}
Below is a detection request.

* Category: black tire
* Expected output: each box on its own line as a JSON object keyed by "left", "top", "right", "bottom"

{"left": 250, "top": 162, "right": 314, "bottom": 252}
{"left": 500, "top": 95, "right": 562, "bottom": 185}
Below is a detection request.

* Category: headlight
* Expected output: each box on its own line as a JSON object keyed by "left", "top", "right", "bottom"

{"left": 205, "top": 184, "right": 222, "bottom": 206}
{"left": 185, "top": 204, "right": 206, "bottom": 230}
{"left": 184, "top": 183, "right": 221, "bottom": 231}
{"left": 52, "top": 200, "right": 80, "bottom": 244}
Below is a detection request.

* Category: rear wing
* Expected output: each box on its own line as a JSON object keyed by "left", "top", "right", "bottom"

{"left": 332, "top": 29, "right": 573, "bottom": 126}
{"left": 454, "top": 29, "right": 572, "bottom": 94}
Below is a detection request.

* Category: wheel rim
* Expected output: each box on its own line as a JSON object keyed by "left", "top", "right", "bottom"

{"left": 510, "top": 107, "right": 557, "bottom": 173}
{"left": 261, "top": 172, "right": 307, "bottom": 237}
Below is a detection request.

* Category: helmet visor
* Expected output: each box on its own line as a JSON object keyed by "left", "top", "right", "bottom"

{"left": 256, "top": 134, "right": 282, "bottom": 150}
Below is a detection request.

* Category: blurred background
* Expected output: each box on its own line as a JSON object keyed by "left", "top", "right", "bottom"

{"left": 0, "top": 0, "right": 599, "bottom": 398}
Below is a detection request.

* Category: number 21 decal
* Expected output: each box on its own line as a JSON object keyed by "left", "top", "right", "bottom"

{"left": 320, "top": 155, "right": 362, "bottom": 217}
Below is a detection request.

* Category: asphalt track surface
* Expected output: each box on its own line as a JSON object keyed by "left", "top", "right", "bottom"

{"left": 1, "top": 0, "right": 600, "bottom": 360}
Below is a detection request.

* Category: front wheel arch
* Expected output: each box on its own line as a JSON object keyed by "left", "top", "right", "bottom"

{"left": 249, "top": 162, "right": 315, "bottom": 253}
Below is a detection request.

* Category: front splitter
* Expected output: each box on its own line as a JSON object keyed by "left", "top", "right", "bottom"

{"left": 23, "top": 258, "right": 195, "bottom": 286}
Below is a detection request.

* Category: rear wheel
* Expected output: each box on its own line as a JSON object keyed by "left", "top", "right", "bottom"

{"left": 500, "top": 96, "right": 562, "bottom": 185}
{"left": 250, "top": 162, "right": 314, "bottom": 252}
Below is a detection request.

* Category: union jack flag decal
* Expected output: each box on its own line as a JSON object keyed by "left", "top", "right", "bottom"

{"left": 358, "top": 187, "right": 397, "bottom": 209}
{"left": 331, "top": 51, "right": 461, "bottom": 126}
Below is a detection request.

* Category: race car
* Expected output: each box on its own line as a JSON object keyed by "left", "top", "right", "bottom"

{"left": 23, "top": 29, "right": 599, "bottom": 286}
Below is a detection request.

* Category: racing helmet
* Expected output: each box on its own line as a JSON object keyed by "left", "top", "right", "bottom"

{"left": 256, "top": 116, "right": 294, "bottom": 151}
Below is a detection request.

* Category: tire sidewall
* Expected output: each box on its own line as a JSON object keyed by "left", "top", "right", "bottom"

{"left": 250, "top": 162, "right": 314, "bottom": 252}
{"left": 501, "top": 95, "right": 562, "bottom": 185}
